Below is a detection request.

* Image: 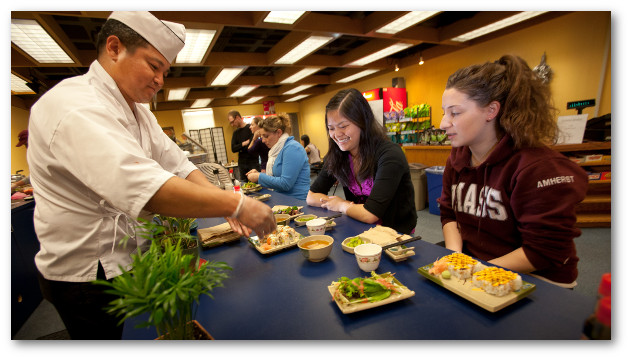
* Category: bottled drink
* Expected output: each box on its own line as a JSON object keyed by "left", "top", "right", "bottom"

{"left": 233, "top": 185, "right": 242, "bottom": 194}
{"left": 229, "top": 169, "right": 235, "bottom": 181}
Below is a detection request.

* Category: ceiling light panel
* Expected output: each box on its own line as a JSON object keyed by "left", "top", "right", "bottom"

{"left": 231, "top": 85, "right": 258, "bottom": 97}
{"left": 11, "top": 74, "right": 34, "bottom": 93}
{"left": 283, "top": 84, "right": 316, "bottom": 95}
{"left": 167, "top": 88, "right": 190, "bottom": 101}
{"left": 280, "top": 68, "right": 321, "bottom": 84}
{"left": 264, "top": 11, "right": 305, "bottom": 24}
{"left": 376, "top": 11, "right": 441, "bottom": 34}
{"left": 349, "top": 43, "right": 414, "bottom": 66}
{"left": 241, "top": 96, "right": 265, "bottom": 104}
{"left": 451, "top": 11, "right": 548, "bottom": 42}
{"left": 191, "top": 98, "right": 212, "bottom": 108}
{"left": 211, "top": 68, "right": 246, "bottom": 86}
{"left": 176, "top": 29, "right": 216, "bottom": 63}
{"left": 274, "top": 36, "right": 334, "bottom": 65}
{"left": 286, "top": 94, "right": 309, "bottom": 102}
{"left": 11, "top": 19, "right": 73, "bottom": 63}
{"left": 336, "top": 69, "right": 380, "bottom": 83}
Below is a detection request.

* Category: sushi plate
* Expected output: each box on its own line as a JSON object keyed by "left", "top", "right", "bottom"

{"left": 242, "top": 184, "right": 262, "bottom": 193}
{"left": 248, "top": 235, "right": 303, "bottom": 255}
{"left": 417, "top": 263, "right": 536, "bottom": 312}
{"left": 328, "top": 275, "right": 415, "bottom": 314}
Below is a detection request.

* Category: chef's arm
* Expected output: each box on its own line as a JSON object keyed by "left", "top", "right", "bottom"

{"left": 185, "top": 169, "right": 217, "bottom": 189}
{"left": 144, "top": 175, "right": 276, "bottom": 237}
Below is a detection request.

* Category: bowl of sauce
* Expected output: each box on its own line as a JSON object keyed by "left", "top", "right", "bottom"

{"left": 297, "top": 235, "right": 334, "bottom": 262}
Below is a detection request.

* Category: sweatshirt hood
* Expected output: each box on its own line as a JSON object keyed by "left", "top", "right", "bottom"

{"left": 449, "top": 135, "right": 515, "bottom": 172}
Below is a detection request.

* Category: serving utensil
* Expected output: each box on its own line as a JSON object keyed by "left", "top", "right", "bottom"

{"left": 321, "top": 213, "right": 342, "bottom": 221}
{"left": 381, "top": 235, "right": 423, "bottom": 250}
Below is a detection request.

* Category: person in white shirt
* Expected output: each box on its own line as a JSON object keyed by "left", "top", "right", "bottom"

{"left": 27, "top": 11, "right": 275, "bottom": 339}
{"left": 300, "top": 134, "right": 321, "bottom": 165}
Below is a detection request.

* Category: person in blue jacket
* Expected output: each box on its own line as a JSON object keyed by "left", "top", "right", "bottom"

{"left": 245, "top": 114, "right": 311, "bottom": 200}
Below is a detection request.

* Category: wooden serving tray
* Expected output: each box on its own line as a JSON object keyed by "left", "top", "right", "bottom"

{"left": 417, "top": 264, "right": 536, "bottom": 312}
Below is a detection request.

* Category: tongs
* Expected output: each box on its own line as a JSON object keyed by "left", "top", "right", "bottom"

{"left": 381, "top": 235, "right": 423, "bottom": 250}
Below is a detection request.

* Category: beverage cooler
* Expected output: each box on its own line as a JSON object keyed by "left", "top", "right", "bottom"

{"left": 362, "top": 87, "right": 408, "bottom": 126}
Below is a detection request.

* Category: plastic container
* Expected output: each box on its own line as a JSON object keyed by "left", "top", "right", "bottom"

{"left": 425, "top": 166, "right": 445, "bottom": 215}
{"left": 408, "top": 163, "right": 428, "bottom": 211}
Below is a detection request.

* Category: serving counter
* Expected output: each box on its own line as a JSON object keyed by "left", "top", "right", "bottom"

{"left": 123, "top": 189, "right": 595, "bottom": 340}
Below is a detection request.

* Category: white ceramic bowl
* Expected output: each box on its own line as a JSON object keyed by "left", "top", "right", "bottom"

{"left": 341, "top": 236, "right": 372, "bottom": 254}
{"left": 354, "top": 243, "right": 382, "bottom": 272}
{"left": 274, "top": 214, "right": 291, "bottom": 226}
{"left": 297, "top": 235, "right": 334, "bottom": 262}
{"left": 306, "top": 218, "right": 327, "bottom": 236}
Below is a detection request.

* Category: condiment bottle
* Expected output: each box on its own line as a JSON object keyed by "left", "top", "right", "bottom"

{"left": 229, "top": 169, "right": 235, "bottom": 181}
{"left": 233, "top": 185, "right": 242, "bottom": 194}
{"left": 582, "top": 296, "right": 611, "bottom": 340}
{"left": 598, "top": 273, "right": 611, "bottom": 298}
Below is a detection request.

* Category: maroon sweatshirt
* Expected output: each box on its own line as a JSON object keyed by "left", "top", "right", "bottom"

{"left": 438, "top": 135, "right": 588, "bottom": 284}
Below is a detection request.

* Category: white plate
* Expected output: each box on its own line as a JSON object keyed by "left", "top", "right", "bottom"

{"left": 248, "top": 233, "right": 303, "bottom": 255}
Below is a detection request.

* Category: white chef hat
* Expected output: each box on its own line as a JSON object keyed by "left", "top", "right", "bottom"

{"left": 108, "top": 11, "right": 186, "bottom": 63}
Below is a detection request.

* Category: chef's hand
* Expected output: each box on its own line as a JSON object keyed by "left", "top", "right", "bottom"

{"left": 232, "top": 196, "right": 276, "bottom": 238}
{"left": 246, "top": 169, "right": 260, "bottom": 183}
{"left": 320, "top": 196, "right": 353, "bottom": 214}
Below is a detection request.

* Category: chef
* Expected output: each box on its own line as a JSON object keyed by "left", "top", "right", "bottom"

{"left": 27, "top": 11, "right": 275, "bottom": 340}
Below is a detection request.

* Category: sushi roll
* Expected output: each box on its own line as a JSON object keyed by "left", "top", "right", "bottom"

{"left": 442, "top": 253, "right": 481, "bottom": 280}
{"left": 472, "top": 267, "right": 523, "bottom": 296}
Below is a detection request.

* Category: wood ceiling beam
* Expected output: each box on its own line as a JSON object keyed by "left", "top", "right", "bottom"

{"left": 362, "top": 11, "right": 408, "bottom": 35}
{"left": 438, "top": 11, "right": 520, "bottom": 42}
{"left": 293, "top": 12, "right": 364, "bottom": 35}
{"left": 340, "top": 38, "right": 401, "bottom": 67}
{"left": 203, "top": 52, "right": 268, "bottom": 67}
{"left": 265, "top": 31, "right": 314, "bottom": 65}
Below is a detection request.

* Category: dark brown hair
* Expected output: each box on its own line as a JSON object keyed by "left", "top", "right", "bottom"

{"left": 96, "top": 19, "right": 150, "bottom": 58}
{"left": 445, "top": 54, "right": 558, "bottom": 149}
{"left": 324, "top": 88, "right": 387, "bottom": 187}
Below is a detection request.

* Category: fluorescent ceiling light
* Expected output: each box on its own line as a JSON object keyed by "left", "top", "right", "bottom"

{"left": 211, "top": 68, "right": 246, "bottom": 86}
{"left": 349, "top": 43, "right": 414, "bottom": 66}
{"left": 264, "top": 11, "right": 305, "bottom": 24}
{"left": 336, "top": 69, "right": 380, "bottom": 84}
{"left": 280, "top": 67, "right": 321, "bottom": 84}
{"left": 376, "top": 11, "right": 441, "bottom": 34}
{"left": 167, "top": 88, "right": 190, "bottom": 101}
{"left": 231, "top": 85, "right": 258, "bottom": 97}
{"left": 191, "top": 98, "right": 212, "bottom": 108}
{"left": 11, "top": 74, "right": 34, "bottom": 93}
{"left": 285, "top": 94, "right": 309, "bottom": 102}
{"left": 241, "top": 96, "right": 265, "bottom": 104}
{"left": 451, "top": 11, "right": 548, "bottom": 42}
{"left": 283, "top": 84, "right": 315, "bottom": 95}
{"left": 176, "top": 29, "right": 216, "bottom": 63}
{"left": 11, "top": 19, "right": 73, "bottom": 63}
{"left": 275, "top": 35, "right": 334, "bottom": 65}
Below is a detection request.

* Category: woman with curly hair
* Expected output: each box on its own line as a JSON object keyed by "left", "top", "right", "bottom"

{"left": 438, "top": 54, "right": 588, "bottom": 287}
{"left": 306, "top": 88, "right": 417, "bottom": 235}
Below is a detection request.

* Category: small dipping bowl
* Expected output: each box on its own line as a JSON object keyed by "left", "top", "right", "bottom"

{"left": 275, "top": 214, "right": 291, "bottom": 226}
{"left": 354, "top": 243, "right": 382, "bottom": 272}
{"left": 341, "top": 236, "right": 372, "bottom": 254}
{"left": 297, "top": 235, "right": 334, "bottom": 262}
{"left": 306, "top": 218, "right": 327, "bottom": 236}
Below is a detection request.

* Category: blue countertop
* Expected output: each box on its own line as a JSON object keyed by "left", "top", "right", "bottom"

{"left": 123, "top": 188, "right": 596, "bottom": 340}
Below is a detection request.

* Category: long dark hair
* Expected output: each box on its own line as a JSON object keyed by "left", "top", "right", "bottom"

{"left": 445, "top": 54, "right": 558, "bottom": 149}
{"left": 323, "top": 88, "right": 387, "bottom": 187}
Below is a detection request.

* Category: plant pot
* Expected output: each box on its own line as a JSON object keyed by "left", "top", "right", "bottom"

{"left": 155, "top": 320, "right": 214, "bottom": 340}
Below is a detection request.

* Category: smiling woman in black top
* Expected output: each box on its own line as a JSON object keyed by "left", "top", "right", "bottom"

{"left": 306, "top": 88, "right": 417, "bottom": 235}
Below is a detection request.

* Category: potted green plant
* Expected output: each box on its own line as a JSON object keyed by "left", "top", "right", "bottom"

{"left": 154, "top": 215, "right": 200, "bottom": 262}
{"left": 94, "top": 217, "right": 232, "bottom": 340}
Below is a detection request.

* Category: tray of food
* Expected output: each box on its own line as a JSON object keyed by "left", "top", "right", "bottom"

{"left": 248, "top": 225, "right": 303, "bottom": 254}
{"left": 241, "top": 181, "right": 262, "bottom": 193}
{"left": 417, "top": 252, "right": 536, "bottom": 312}
{"left": 272, "top": 205, "right": 304, "bottom": 220}
{"left": 328, "top": 272, "right": 415, "bottom": 314}
{"left": 354, "top": 226, "right": 416, "bottom": 261}
{"left": 250, "top": 193, "right": 271, "bottom": 202}
{"left": 197, "top": 222, "right": 242, "bottom": 248}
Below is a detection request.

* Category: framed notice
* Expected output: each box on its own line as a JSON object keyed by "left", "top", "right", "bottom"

{"left": 557, "top": 114, "right": 588, "bottom": 144}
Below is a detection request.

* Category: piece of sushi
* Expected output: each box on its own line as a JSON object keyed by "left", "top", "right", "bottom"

{"left": 442, "top": 253, "right": 485, "bottom": 280}
{"left": 472, "top": 267, "right": 522, "bottom": 296}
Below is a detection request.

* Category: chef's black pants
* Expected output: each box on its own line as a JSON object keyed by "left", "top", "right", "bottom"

{"left": 36, "top": 262, "right": 123, "bottom": 340}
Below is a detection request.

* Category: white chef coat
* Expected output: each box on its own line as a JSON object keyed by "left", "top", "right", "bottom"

{"left": 27, "top": 60, "right": 198, "bottom": 282}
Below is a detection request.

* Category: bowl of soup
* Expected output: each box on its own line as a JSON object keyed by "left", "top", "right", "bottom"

{"left": 297, "top": 235, "right": 334, "bottom": 262}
